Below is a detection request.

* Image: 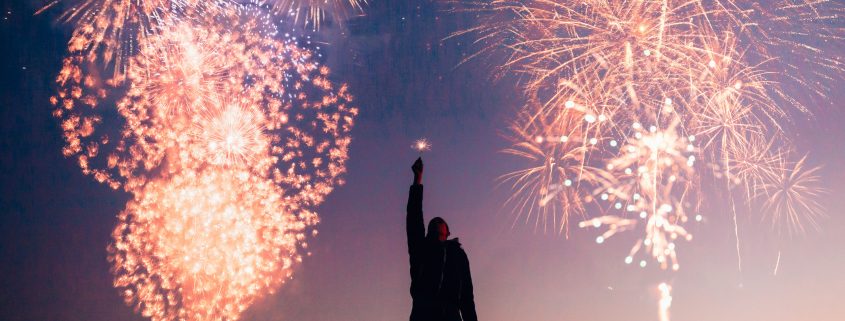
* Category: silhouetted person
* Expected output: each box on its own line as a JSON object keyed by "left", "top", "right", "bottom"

{"left": 406, "top": 157, "right": 478, "bottom": 321}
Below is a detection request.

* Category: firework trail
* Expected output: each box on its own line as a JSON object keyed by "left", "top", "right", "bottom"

{"left": 50, "top": 3, "right": 357, "bottom": 320}
{"left": 658, "top": 282, "right": 672, "bottom": 321}
{"left": 259, "top": 0, "right": 368, "bottom": 30}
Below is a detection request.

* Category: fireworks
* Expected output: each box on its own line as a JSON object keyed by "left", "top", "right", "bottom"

{"left": 500, "top": 106, "right": 612, "bottom": 236}
{"left": 261, "top": 0, "right": 368, "bottom": 29}
{"left": 108, "top": 168, "right": 313, "bottom": 321}
{"left": 50, "top": 3, "right": 357, "bottom": 321}
{"left": 760, "top": 155, "right": 825, "bottom": 236}
{"left": 466, "top": 0, "right": 834, "bottom": 261}
{"left": 54, "top": 9, "right": 357, "bottom": 192}
{"left": 193, "top": 101, "right": 269, "bottom": 168}
{"left": 578, "top": 118, "right": 696, "bottom": 271}
{"left": 40, "top": 0, "right": 230, "bottom": 79}
{"left": 464, "top": 1, "right": 836, "bottom": 318}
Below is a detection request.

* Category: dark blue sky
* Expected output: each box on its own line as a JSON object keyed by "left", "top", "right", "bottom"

{"left": 2, "top": 1, "right": 845, "bottom": 321}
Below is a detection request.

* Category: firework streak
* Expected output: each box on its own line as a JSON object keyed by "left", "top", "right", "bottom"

{"left": 453, "top": 2, "right": 842, "bottom": 320}
{"left": 463, "top": 0, "right": 836, "bottom": 265}
{"left": 49, "top": 2, "right": 357, "bottom": 320}
{"left": 461, "top": 0, "right": 839, "bottom": 319}
{"left": 263, "top": 0, "right": 368, "bottom": 30}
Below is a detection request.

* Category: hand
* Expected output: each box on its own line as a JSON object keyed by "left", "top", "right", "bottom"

{"left": 412, "top": 157, "right": 423, "bottom": 184}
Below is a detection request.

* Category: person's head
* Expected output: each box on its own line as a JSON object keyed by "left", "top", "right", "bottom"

{"left": 426, "top": 217, "right": 450, "bottom": 242}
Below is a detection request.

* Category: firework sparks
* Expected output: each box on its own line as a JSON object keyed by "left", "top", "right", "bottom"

{"left": 500, "top": 106, "right": 613, "bottom": 236}
{"left": 465, "top": 0, "right": 832, "bottom": 264}
{"left": 51, "top": 5, "right": 357, "bottom": 320}
{"left": 462, "top": 1, "right": 836, "bottom": 318}
{"left": 193, "top": 99, "right": 270, "bottom": 168}
{"left": 578, "top": 118, "right": 696, "bottom": 270}
{"left": 108, "top": 168, "right": 314, "bottom": 321}
{"left": 579, "top": 207, "right": 692, "bottom": 271}
{"left": 261, "top": 0, "right": 367, "bottom": 30}
{"left": 760, "top": 155, "right": 825, "bottom": 236}
{"left": 53, "top": 11, "right": 358, "bottom": 193}
{"left": 603, "top": 119, "right": 697, "bottom": 221}
{"left": 40, "top": 0, "right": 230, "bottom": 78}
{"left": 412, "top": 138, "right": 431, "bottom": 153}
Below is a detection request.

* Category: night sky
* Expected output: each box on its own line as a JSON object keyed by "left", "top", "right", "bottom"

{"left": 2, "top": 1, "right": 845, "bottom": 321}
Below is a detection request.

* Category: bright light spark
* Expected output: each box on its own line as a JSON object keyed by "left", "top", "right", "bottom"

{"left": 413, "top": 138, "right": 431, "bottom": 153}
{"left": 193, "top": 100, "right": 269, "bottom": 168}
{"left": 658, "top": 282, "right": 673, "bottom": 321}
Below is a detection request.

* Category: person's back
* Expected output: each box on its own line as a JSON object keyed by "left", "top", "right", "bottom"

{"left": 406, "top": 158, "right": 477, "bottom": 321}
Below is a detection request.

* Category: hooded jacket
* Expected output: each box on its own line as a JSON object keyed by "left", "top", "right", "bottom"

{"left": 406, "top": 184, "right": 478, "bottom": 321}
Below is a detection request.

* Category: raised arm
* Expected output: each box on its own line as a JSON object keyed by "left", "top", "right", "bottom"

{"left": 407, "top": 157, "right": 425, "bottom": 259}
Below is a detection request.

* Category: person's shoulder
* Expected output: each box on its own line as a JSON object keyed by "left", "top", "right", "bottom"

{"left": 446, "top": 238, "right": 467, "bottom": 254}
{"left": 446, "top": 238, "right": 462, "bottom": 246}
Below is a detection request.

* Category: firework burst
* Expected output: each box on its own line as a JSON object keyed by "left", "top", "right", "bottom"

{"left": 500, "top": 105, "right": 613, "bottom": 236}
{"left": 759, "top": 155, "right": 825, "bottom": 236}
{"left": 465, "top": 0, "right": 834, "bottom": 263}
{"left": 53, "top": 11, "right": 357, "bottom": 193}
{"left": 462, "top": 4, "right": 836, "bottom": 317}
{"left": 108, "top": 168, "right": 314, "bottom": 321}
{"left": 579, "top": 118, "right": 697, "bottom": 270}
{"left": 50, "top": 5, "right": 357, "bottom": 321}
{"left": 193, "top": 100, "right": 269, "bottom": 168}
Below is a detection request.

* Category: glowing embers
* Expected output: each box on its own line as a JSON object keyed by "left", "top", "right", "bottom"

{"left": 54, "top": 14, "right": 358, "bottom": 192}
{"left": 109, "top": 169, "right": 314, "bottom": 321}
{"left": 130, "top": 23, "right": 232, "bottom": 118}
{"left": 579, "top": 119, "right": 696, "bottom": 271}
{"left": 51, "top": 7, "right": 358, "bottom": 321}
{"left": 194, "top": 101, "right": 269, "bottom": 168}
{"left": 42, "top": 0, "right": 230, "bottom": 77}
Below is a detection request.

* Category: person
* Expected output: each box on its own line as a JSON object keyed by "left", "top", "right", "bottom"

{"left": 406, "top": 157, "right": 478, "bottom": 321}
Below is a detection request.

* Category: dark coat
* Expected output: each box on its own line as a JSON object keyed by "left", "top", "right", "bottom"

{"left": 406, "top": 184, "right": 478, "bottom": 321}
